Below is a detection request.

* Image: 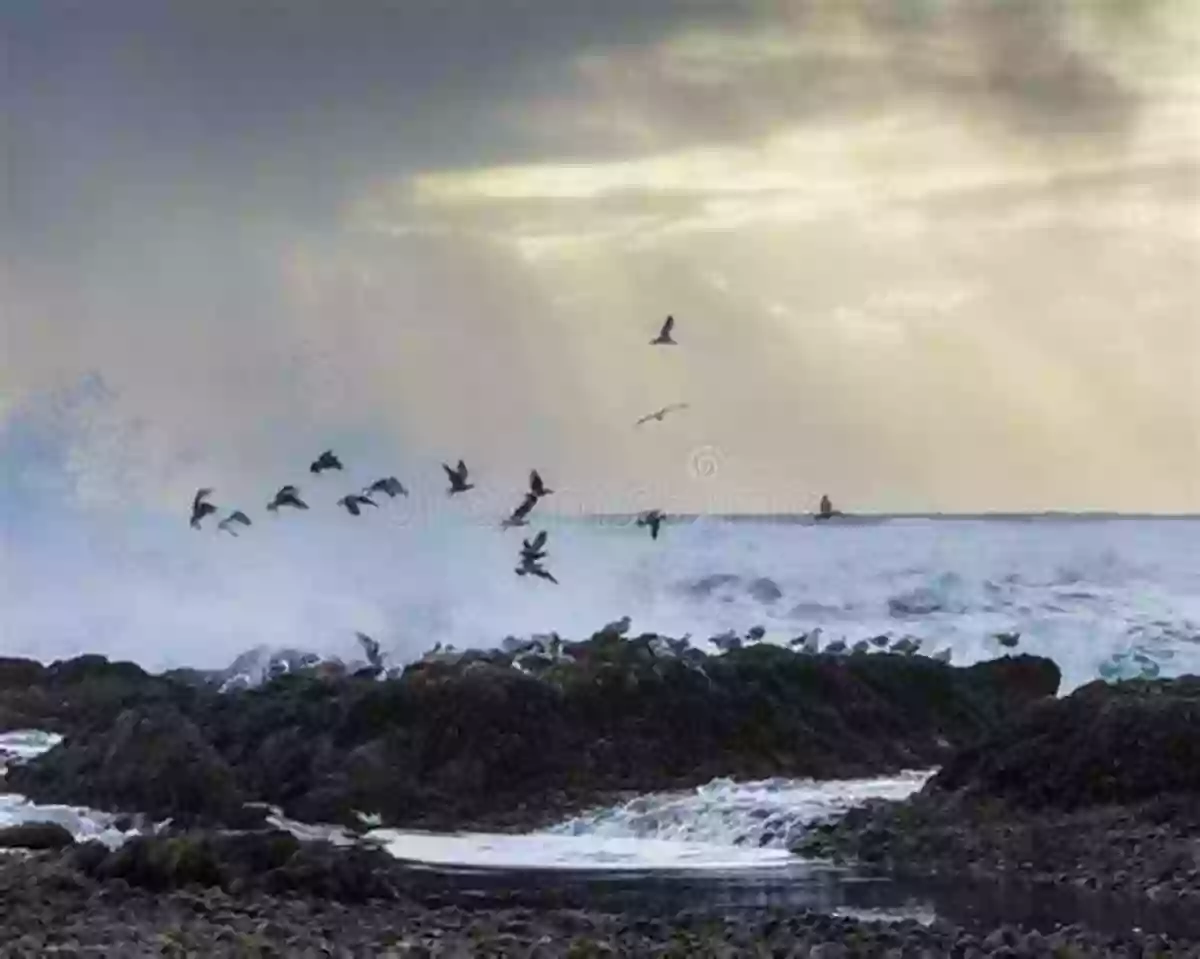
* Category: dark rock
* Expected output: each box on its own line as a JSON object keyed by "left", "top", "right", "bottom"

{"left": 0, "top": 822, "right": 75, "bottom": 850}
{"left": 928, "top": 677, "right": 1200, "bottom": 810}
{"left": 7, "top": 706, "right": 247, "bottom": 826}
{"left": 0, "top": 640, "right": 1059, "bottom": 831}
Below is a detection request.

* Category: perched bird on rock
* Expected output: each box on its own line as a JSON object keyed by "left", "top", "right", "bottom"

{"left": 267, "top": 485, "right": 309, "bottom": 512}
{"left": 310, "top": 450, "right": 343, "bottom": 474}
{"left": 190, "top": 488, "right": 217, "bottom": 529}
{"left": 443, "top": 459, "right": 474, "bottom": 495}
{"left": 217, "top": 510, "right": 252, "bottom": 536}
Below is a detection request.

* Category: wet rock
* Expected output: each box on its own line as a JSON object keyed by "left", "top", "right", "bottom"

{"left": 7, "top": 706, "right": 248, "bottom": 826}
{"left": 0, "top": 822, "right": 76, "bottom": 850}
{"left": 929, "top": 677, "right": 1200, "bottom": 810}
{"left": 1, "top": 642, "right": 1059, "bottom": 832}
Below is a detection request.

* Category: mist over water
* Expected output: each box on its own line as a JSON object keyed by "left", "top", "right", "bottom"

{"left": 2, "top": 459, "right": 1199, "bottom": 692}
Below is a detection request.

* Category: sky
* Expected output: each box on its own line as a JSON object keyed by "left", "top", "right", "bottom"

{"left": 3, "top": 0, "right": 1199, "bottom": 524}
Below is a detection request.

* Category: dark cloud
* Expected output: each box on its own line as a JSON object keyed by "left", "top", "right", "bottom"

{"left": 1, "top": 0, "right": 743, "bottom": 259}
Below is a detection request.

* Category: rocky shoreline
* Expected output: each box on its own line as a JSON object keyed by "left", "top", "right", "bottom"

{"left": 0, "top": 634, "right": 1058, "bottom": 831}
{"left": 1, "top": 835, "right": 1199, "bottom": 956}
{"left": 796, "top": 678, "right": 1200, "bottom": 921}
{"left": 3, "top": 637, "right": 1200, "bottom": 953}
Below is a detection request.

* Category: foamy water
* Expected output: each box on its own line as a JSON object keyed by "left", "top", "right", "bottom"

{"left": 367, "top": 773, "right": 930, "bottom": 873}
{"left": 3, "top": 508, "right": 1199, "bottom": 692}
{"left": 0, "top": 729, "right": 929, "bottom": 874}
{"left": 0, "top": 730, "right": 151, "bottom": 849}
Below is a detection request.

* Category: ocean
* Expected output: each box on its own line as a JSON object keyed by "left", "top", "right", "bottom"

{"left": 3, "top": 514, "right": 1199, "bottom": 928}
{"left": 3, "top": 509, "right": 1199, "bottom": 691}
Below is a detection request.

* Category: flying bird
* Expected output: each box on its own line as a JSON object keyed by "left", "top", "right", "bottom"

{"left": 502, "top": 492, "right": 539, "bottom": 529}
{"left": 637, "top": 509, "right": 665, "bottom": 540}
{"left": 516, "top": 563, "right": 559, "bottom": 585}
{"left": 338, "top": 493, "right": 378, "bottom": 516}
{"left": 521, "top": 530, "right": 549, "bottom": 560}
{"left": 635, "top": 403, "right": 689, "bottom": 427}
{"left": 443, "top": 459, "right": 474, "bottom": 495}
{"left": 190, "top": 488, "right": 217, "bottom": 529}
{"left": 310, "top": 450, "right": 343, "bottom": 474}
{"left": 267, "top": 485, "right": 309, "bottom": 512}
{"left": 364, "top": 476, "right": 408, "bottom": 499}
{"left": 650, "top": 315, "right": 677, "bottom": 345}
{"left": 529, "top": 469, "right": 553, "bottom": 498}
{"left": 217, "top": 510, "right": 252, "bottom": 536}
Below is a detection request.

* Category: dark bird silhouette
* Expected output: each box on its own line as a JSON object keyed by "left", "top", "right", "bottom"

{"left": 217, "top": 510, "right": 252, "bottom": 536}
{"left": 650, "top": 315, "right": 677, "bottom": 345}
{"left": 267, "top": 485, "right": 309, "bottom": 512}
{"left": 443, "top": 459, "right": 474, "bottom": 494}
{"left": 190, "top": 488, "right": 217, "bottom": 529}
{"left": 637, "top": 509, "right": 665, "bottom": 540}
{"left": 364, "top": 476, "right": 408, "bottom": 499}
{"left": 521, "top": 530, "right": 549, "bottom": 561}
{"left": 338, "top": 493, "right": 378, "bottom": 516}
{"left": 529, "top": 469, "right": 553, "bottom": 498}
{"left": 310, "top": 450, "right": 343, "bottom": 474}
{"left": 502, "top": 492, "right": 539, "bottom": 529}
{"left": 516, "top": 563, "right": 559, "bottom": 585}
{"left": 635, "top": 403, "right": 689, "bottom": 427}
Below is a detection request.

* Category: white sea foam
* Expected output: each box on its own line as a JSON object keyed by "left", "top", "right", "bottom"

{"left": 547, "top": 772, "right": 933, "bottom": 851}
{"left": 365, "top": 772, "right": 930, "bottom": 873}
{"left": 0, "top": 730, "right": 149, "bottom": 849}
{"left": 4, "top": 510, "right": 1199, "bottom": 693}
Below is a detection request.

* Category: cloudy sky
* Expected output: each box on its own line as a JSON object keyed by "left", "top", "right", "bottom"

{"left": 4, "top": 0, "right": 1199, "bottom": 518}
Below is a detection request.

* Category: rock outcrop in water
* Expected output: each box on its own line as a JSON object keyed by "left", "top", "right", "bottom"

{"left": 2, "top": 637, "right": 1058, "bottom": 831}
{"left": 795, "top": 676, "right": 1200, "bottom": 910}
{"left": 926, "top": 677, "right": 1200, "bottom": 809}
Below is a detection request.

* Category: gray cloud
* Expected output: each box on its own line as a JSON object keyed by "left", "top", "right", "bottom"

{"left": 2, "top": 0, "right": 1197, "bottom": 516}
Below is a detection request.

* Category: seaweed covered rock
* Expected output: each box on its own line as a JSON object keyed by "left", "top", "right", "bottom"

{"left": 70, "top": 830, "right": 404, "bottom": 902}
{"left": 0, "top": 654, "right": 197, "bottom": 735}
{"left": 0, "top": 822, "right": 75, "bottom": 850}
{"left": 927, "top": 677, "right": 1200, "bottom": 810}
{"left": 7, "top": 707, "right": 252, "bottom": 827}
{"left": 2, "top": 639, "right": 1058, "bottom": 830}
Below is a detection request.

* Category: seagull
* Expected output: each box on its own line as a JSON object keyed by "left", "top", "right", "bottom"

{"left": 650, "top": 315, "right": 677, "bottom": 345}
{"left": 635, "top": 403, "right": 689, "bottom": 427}
{"left": 636, "top": 509, "right": 665, "bottom": 540}
{"left": 529, "top": 469, "right": 553, "bottom": 498}
{"left": 217, "top": 510, "right": 252, "bottom": 536}
{"left": 364, "top": 476, "right": 408, "bottom": 499}
{"left": 515, "top": 557, "right": 558, "bottom": 584}
{"left": 190, "top": 488, "right": 217, "bottom": 529}
{"left": 994, "top": 631, "right": 1021, "bottom": 649}
{"left": 502, "top": 492, "right": 539, "bottom": 529}
{"left": 310, "top": 450, "right": 343, "bottom": 474}
{"left": 267, "top": 485, "right": 309, "bottom": 512}
{"left": 337, "top": 493, "right": 378, "bottom": 516}
{"left": 443, "top": 459, "right": 474, "bottom": 495}
{"left": 355, "top": 631, "right": 384, "bottom": 675}
{"left": 521, "top": 530, "right": 549, "bottom": 562}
